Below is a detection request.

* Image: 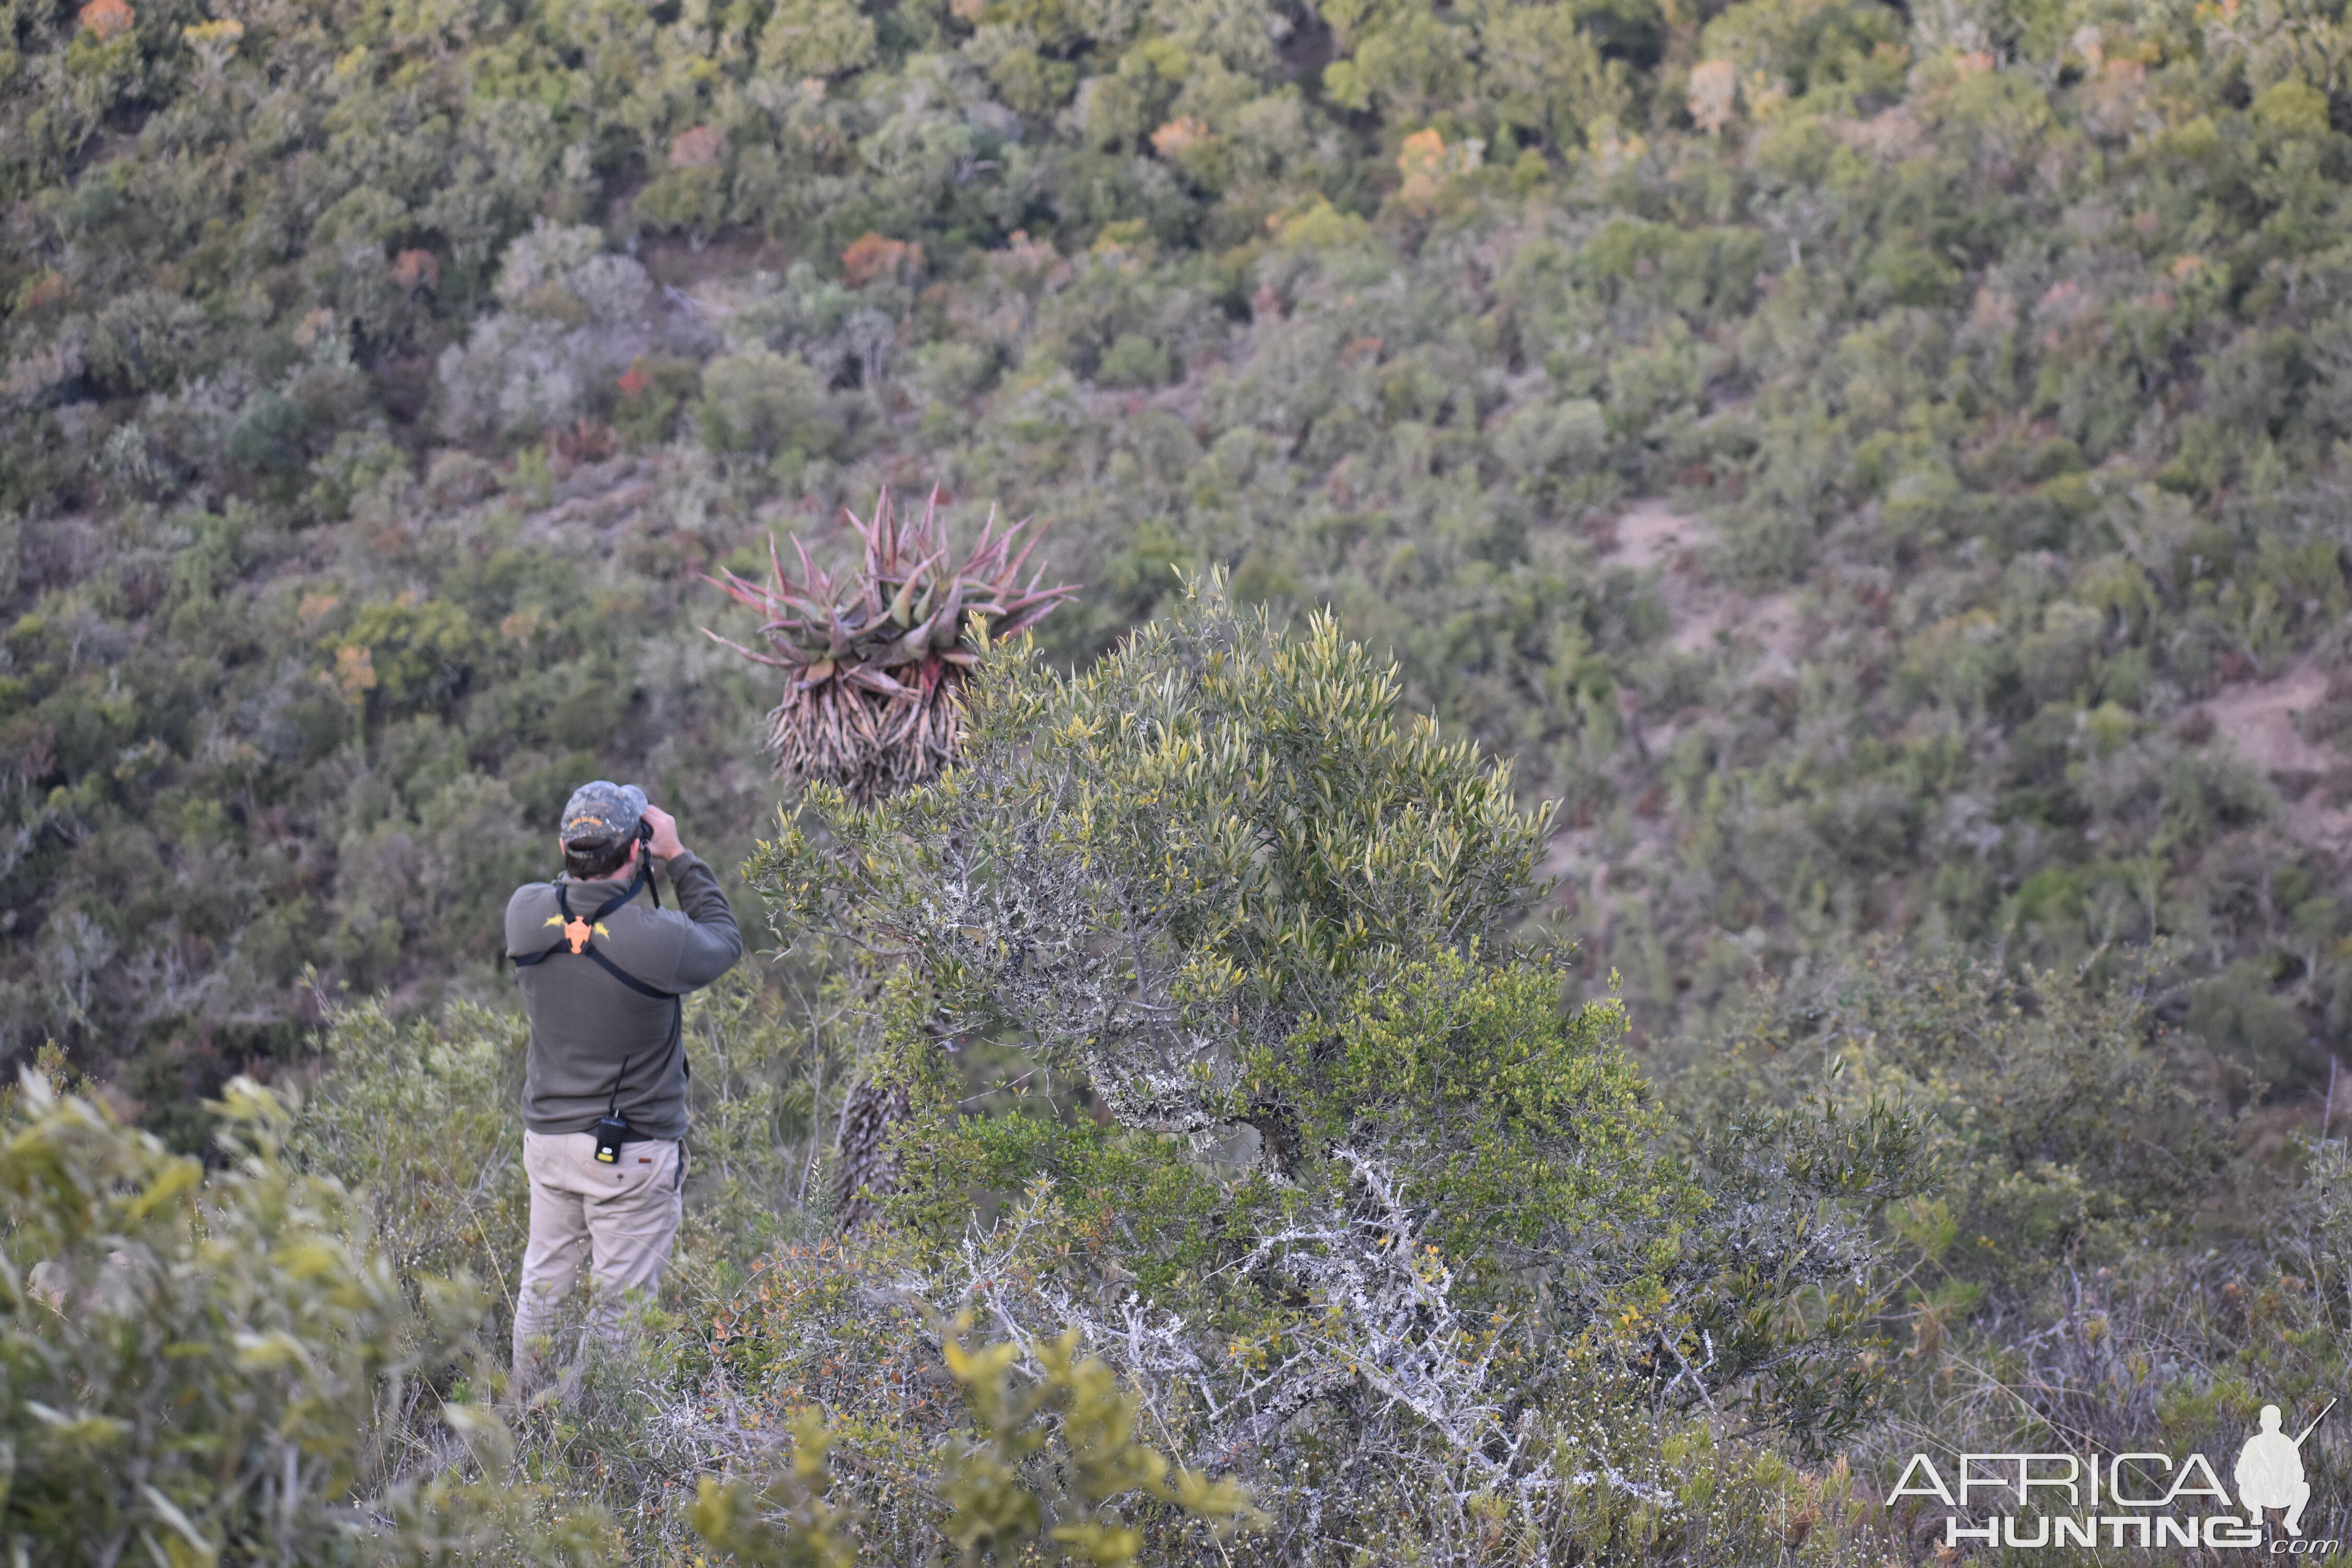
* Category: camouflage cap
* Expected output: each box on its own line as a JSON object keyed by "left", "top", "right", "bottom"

{"left": 559, "top": 780, "right": 647, "bottom": 848}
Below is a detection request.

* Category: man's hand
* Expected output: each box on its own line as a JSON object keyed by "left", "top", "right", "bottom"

{"left": 642, "top": 804, "right": 686, "bottom": 860}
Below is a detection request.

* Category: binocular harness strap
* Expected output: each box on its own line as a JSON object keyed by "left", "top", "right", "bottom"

{"left": 512, "top": 864, "right": 678, "bottom": 1000}
{"left": 511, "top": 864, "right": 692, "bottom": 1108}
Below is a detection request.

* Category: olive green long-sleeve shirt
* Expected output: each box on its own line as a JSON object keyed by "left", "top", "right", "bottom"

{"left": 504, "top": 852, "right": 742, "bottom": 1140}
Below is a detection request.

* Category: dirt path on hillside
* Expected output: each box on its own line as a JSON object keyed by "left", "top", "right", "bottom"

{"left": 1598, "top": 500, "right": 1804, "bottom": 667}
{"left": 1550, "top": 507, "right": 2352, "bottom": 920}
{"left": 1546, "top": 500, "right": 1811, "bottom": 934}
{"left": 2189, "top": 662, "right": 2352, "bottom": 858}
{"left": 1547, "top": 502, "right": 2352, "bottom": 975}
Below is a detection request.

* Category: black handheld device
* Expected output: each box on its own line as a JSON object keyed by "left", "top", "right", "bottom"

{"left": 594, "top": 1055, "right": 633, "bottom": 1165}
{"left": 636, "top": 811, "right": 661, "bottom": 907}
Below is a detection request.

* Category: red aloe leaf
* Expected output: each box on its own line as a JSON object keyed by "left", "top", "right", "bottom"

{"left": 699, "top": 628, "right": 798, "bottom": 668}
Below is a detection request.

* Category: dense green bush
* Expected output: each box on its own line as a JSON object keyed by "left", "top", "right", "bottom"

{"left": 0, "top": 1043, "right": 1264, "bottom": 1566}
{"left": 0, "top": 1069, "right": 425, "bottom": 1561}
{"left": 754, "top": 584, "right": 1681, "bottom": 1278}
{"left": 1680, "top": 943, "right": 2237, "bottom": 1302}
{"left": 0, "top": 1058, "right": 621, "bottom": 1564}
{"left": 691, "top": 1327, "right": 1259, "bottom": 1568}
{"left": 746, "top": 584, "right": 1919, "bottom": 1546}
{"left": 1671, "top": 944, "right": 2352, "bottom": 1539}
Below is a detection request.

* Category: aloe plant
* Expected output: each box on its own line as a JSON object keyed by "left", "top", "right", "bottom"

{"left": 703, "top": 487, "right": 1078, "bottom": 804}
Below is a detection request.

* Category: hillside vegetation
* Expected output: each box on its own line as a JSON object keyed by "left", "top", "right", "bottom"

{"left": 10, "top": 0, "right": 2352, "bottom": 1554}
{"left": 14, "top": 0, "right": 2352, "bottom": 1112}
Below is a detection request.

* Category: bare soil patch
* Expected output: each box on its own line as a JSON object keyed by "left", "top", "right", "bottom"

{"left": 1544, "top": 500, "right": 1817, "bottom": 942}
{"left": 2189, "top": 661, "right": 2352, "bottom": 857}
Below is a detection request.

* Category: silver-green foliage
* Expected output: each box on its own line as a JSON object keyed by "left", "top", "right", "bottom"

{"left": 0, "top": 1066, "right": 501, "bottom": 1564}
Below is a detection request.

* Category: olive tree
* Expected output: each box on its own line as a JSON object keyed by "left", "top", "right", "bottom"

{"left": 749, "top": 580, "right": 1921, "bottom": 1475}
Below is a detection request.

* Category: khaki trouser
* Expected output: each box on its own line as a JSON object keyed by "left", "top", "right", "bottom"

{"left": 511, "top": 1130, "right": 683, "bottom": 1392}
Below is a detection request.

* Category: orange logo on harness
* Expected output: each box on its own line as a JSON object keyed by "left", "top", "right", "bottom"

{"left": 542, "top": 914, "right": 612, "bottom": 954}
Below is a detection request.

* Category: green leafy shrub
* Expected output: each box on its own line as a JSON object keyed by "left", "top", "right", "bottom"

{"left": 0, "top": 1071, "right": 432, "bottom": 1560}
{"left": 690, "top": 1324, "right": 1258, "bottom": 1567}
{"left": 0, "top": 1062, "right": 610, "bottom": 1564}
{"left": 1683, "top": 944, "right": 2236, "bottom": 1305}
{"left": 747, "top": 583, "right": 1919, "bottom": 1534}
{"left": 1093, "top": 332, "right": 1172, "bottom": 388}
{"left": 684, "top": 1180, "right": 1905, "bottom": 1566}
{"left": 699, "top": 349, "right": 835, "bottom": 458}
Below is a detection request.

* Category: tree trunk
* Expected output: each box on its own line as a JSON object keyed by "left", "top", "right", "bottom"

{"left": 831, "top": 1077, "right": 909, "bottom": 1229}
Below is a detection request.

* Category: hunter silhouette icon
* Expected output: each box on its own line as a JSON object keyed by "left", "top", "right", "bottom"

{"left": 2238, "top": 1399, "right": 2333, "bottom": 1536}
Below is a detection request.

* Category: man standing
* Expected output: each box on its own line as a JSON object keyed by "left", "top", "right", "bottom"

{"left": 504, "top": 781, "right": 742, "bottom": 1391}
